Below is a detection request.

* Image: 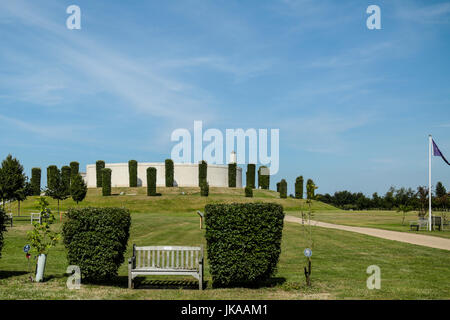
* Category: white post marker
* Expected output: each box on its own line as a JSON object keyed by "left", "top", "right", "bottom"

{"left": 428, "top": 134, "right": 432, "bottom": 231}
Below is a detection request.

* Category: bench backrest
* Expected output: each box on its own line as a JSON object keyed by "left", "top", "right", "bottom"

{"left": 133, "top": 245, "right": 203, "bottom": 270}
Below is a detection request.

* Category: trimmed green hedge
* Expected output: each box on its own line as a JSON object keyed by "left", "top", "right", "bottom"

{"left": 47, "top": 165, "right": 58, "bottom": 190}
{"left": 102, "top": 168, "right": 112, "bottom": 196}
{"left": 147, "top": 167, "right": 157, "bottom": 196}
{"left": 198, "top": 160, "right": 207, "bottom": 186}
{"left": 258, "top": 166, "right": 270, "bottom": 190}
{"left": 246, "top": 164, "right": 256, "bottom": 189}
{"left": 128, "top": 160, "right": 138, "bottom": 187}
{"left": 31, "top": 168, "right": 41, "bottom": 196}
{"left": 0, "top": 208, "right": 5, "bottom": 259}
{"left": 61, "top": 166, "right": 71, "bottom": 195}
{"left": 245, "top": 186, "right": 253, "bottom": 197}
{"left": 70, "top": 162, "right": 79, "bottom": 177}
{"left": 205, "top": 203, "right": 284, "bottom": 287}
{"left": 165, "top": 159, "right": 174, "bottom": 187}
{"left": 96, "top": 160, "right": 105, "bottom": 188}
{"left": 62, "top": 207, "right": 131, "bottom": 282}
{"left": 228, "top": 163, "right": 237, "bottom": 188}
{"left": 295, "top": 176, "right": 304, "bottom": 199}
{"left": 279, "top": 179, "right": 287, "bottom": 199}
{"left": 200, "top": 181, "right": 209, "bottom": 197}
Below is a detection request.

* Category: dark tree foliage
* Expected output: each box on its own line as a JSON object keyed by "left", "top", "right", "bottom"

{"left": 0, "top": 207, "right": 5, "bottom": 259}
{"left": 306, "top": 179, "right": 316, "bottom": 200}
{"left": 61, "top": 166, "right": 71, "bottom": 195}
{"left": 128, "top": 160, "right": 138, "bottom": 187}
{"left": 279, "top": 179, "right": 287, "bottom": 199}
{"left": 205, "top": 203, "right": 284, "bottom": 287}
{"left": 47, "top": 165, "right": 58, "bottom": 191}
{"left": 31, "top": 168, "right": 41, "bottom": 196}
{"left": 436, "top": 182, "right": 447, "bottom": 198}
{"left": 96, "top": 160, "right": 105, "bottom": 188}
{"left": 62, "top": 207, "right": 131, "bottom": 282}
{"left": 102, "top": 168, "right": 112, "bottom": 196}
{"left": 246, "top": 164, "right": 256, "bottom": 189}
{"left": 200, "top": 181, "right": 209, "bottom": 197}
{"left": 147, "top": 167, "right": 157, "bottom": 196}
{"left": 70, "top": 173, "right": 87, "bottom": 204}
{"left": 295, "top": 176, "right": 304, "bottom": 199}
{"left": 228, "top": 163, "right": 237, "bottom": 188}
{"left": 0, "top": 154, "right": 26, "bottom": 209}
{"left": 165, "top": 159, "right": 174, "bottom": 187}
{"left": 199, "top": 160, "right": 207, "bottom": 186}
{"left": 276, "top": 182, "right": 280, "bottom": 193}
{"left": 70, "top": 162, "right": 79, "bottom": 178}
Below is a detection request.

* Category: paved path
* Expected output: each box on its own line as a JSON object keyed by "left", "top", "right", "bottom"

{"left": 285, "top": 215, "right": 450, "bottom": 251}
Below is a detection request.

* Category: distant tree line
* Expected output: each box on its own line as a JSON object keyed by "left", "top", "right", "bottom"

{"left": 316, "top": 182, "right": 449, "bottom": 213}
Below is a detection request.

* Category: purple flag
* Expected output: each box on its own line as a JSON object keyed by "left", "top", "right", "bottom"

{"left": 432, "top": 139, "right": 450, "bottom": 166}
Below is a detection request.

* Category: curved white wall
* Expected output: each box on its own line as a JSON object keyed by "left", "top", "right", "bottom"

{"left": 85, "top": 162, "right": 242, "bottom": 188}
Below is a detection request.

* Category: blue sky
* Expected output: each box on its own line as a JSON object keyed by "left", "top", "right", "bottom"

{"left": 0, "top": 0, "right": 449, "bottom": 195}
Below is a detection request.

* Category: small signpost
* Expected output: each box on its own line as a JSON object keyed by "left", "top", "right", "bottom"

{"left": 304, "top": 248, "right": 312, "bottom": 258}
{"left": 303, "top": 248, "right": 312, "bottom": 287}
{"left": 197, "top": 211, "right": 204, "bottom": 229}
{"left": 23, "top": 244, "right": 32, "bottom": 281}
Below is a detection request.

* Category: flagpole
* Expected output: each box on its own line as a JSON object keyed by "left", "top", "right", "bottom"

{"left": 428, "top": 134, "right": 432, "bottom": 231}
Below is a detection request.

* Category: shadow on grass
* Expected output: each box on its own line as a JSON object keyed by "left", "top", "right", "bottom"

{"left": 0, "top": 270, "right": 29, "bottom": 279}
{"left": 135, "top": 278, "right": 206, "bottom": 290}
{"left": 211, "top": 277, "right": 287, "bottom": 289}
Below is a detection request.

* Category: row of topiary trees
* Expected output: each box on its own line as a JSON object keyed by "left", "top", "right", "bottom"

{"left": 276, "top": 177, "right": 317, "bottom": 200}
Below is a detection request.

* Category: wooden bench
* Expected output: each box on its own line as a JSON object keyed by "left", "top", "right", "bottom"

{"left": 128, "top": 245, "right": 204, "bottom": 290}
{"left": 409, "top": 218, "right": 428, "bottom": 231}
{"left": 432, "top": 216, "right": 442, "bottom": 231}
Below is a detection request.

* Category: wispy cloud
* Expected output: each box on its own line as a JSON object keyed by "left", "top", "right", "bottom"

{"left": 397, "top": 2, "right": 450, "bottom": 24}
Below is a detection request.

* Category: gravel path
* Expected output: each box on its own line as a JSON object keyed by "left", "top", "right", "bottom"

{"left": 285, "top": 215, "right": 450, "bottom": 251}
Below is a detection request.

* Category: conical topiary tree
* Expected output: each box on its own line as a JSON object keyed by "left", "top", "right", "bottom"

{"left": 279, "top": 179, "right": 287, "bottom": 199}
{"left": 165, "top": 159, "right": 174, "bottom": 187}
{"left": 128, "top": 160, "right": 138, "bottom": 187}
{"left": 96, "top": 160, "right": 105, "bottom": 188}
{"left": 295, "top": 176, "right": 304, "bottom": 199}
{"left": 147, "top": 167, "right": 157, "bottom": 196}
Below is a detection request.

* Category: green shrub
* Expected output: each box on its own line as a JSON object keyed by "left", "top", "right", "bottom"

{"left": 258, "top": 166, "right": 270, "bottom": 190}
{"left": 147, "top": 167, "right": 157, "bottom": 196}
{"left": 200, "top": 181, "right": 209, "bottom": 197}
{"left": 228, "top": 163, "right": 237, "bottom": 187}
{"left": 61, "top": 166, "right": 71, "bottom": 195}
{"left": 102, "top": 168, "right": 112, "bottom": 196}
{"left": 96, "top": 161, "right": 105, "bottom": 188}
{"left": 62, "top": 207, "right": 131, "bottom": 282}
{"left": 165, "top": 159, "right": 174, "bottom": 187}
{"left": 245, "top": 186, "right": 253, "bottom": 197}
{"left": 306, "top": 179, "right": 317, "bottom": 200}
{"left": 246, "top": 164, "right": 256, "bottom": 189}
{"left": 198, "top": 160, "right": 207, "bottom": 186}
{"left": 276, "top": 182, "right": 280, "bottom": 193}
{"left": 31, "top": 168, "right": 41, "bottom": 196}
{"left": 70, "top": 162, "right": 79, "bottom": 178}
{"left": 279, "top": 179, "right": 287, "bottom": 199}
{"left": 205, "top": 203, "right": 284, "bottom": 287}
{"left": 0, "top": 208, "right": 5, "bottom": 259}
{"left": 295, "top": 176, "right": 304, "bottom": 199}
{"left": 70, "top": 173, "right": 87, "bottom": 204}
{"left": 46, "top": 165, "right": 58, "bottom": 190}
{"left": 128, "top": 160, "right": 138, "bottom": 187}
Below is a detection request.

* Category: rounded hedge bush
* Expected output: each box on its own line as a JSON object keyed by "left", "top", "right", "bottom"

{"left": 147, "top": 167, "right": 157, "bottom": 196}
{"left": 102, "top": 168, "right": 112, "bottom": 196}
{"left": 198, "top": 160, "right": 207, "bottom": 186}
{"left": 279, "top": 179, "right": 287, "bottom": 199}
{"left": 31, "top": 167, "right": 41, "bottom": 196}
{"left": 205, "top": 203, "right": 284, "bottom": 287}
{"left": 295, "top": 176, "right": 304, "bottom": 199}
{"left": 245, "top": 186, "right": 253, "bottom": 197}
{"left": 246, "top": 164, "right": 256, "bottom": 189}
{"left": 128, "top": 160, "right": 138, "bottom": 187}
{"left": 62, "top": 207, "right": 131, "bottom": 282}
{"left": 228, "top": 163, "right": 236, "bottom": 188}
{"left": 0, "top": 208, "right": 6, "bottom": 259}
{"left": 96, "top": 160, "right": 105, "bottom": 188}
{"left": 165, "top": 159, "right": 174, "bottom": 187}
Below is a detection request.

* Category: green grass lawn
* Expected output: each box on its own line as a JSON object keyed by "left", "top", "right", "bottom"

{"left": 287, "top": 210, "right": 450, "bottom": 239}
{"left": 1, "top": 187, "right": 449, "bottom": 299}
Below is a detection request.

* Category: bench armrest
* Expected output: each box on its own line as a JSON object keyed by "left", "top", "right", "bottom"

{"left": 128, "top": 256, "right": 136, "bottom": 269}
